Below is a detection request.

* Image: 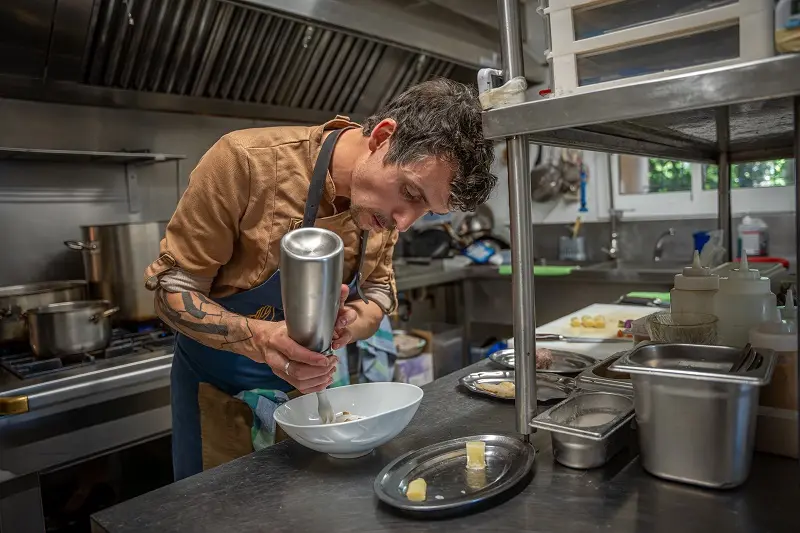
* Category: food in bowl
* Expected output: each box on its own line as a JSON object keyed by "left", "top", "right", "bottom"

{"left": 333, "top": 411, "right": 365, "bottom": 423}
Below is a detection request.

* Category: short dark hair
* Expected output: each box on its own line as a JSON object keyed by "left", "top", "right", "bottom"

{"left": 362, "top": 78, "right": 497, "bottom": 212}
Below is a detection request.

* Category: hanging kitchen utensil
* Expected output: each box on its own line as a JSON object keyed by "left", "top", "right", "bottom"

{"left": 560, "top": 149, "right": 583, "bottom": 202}
{"left": 531, "top": 146, "right": 564, "bottom": 203}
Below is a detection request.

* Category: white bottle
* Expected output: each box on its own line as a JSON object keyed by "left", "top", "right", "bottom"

{"left": 714, "top": 255, "right": 777, "bottom": 347}
{"left": 737, "top": 215, "right": 769, "bottom": 257}
{"left": 670, "top": 251, "right": 719, "bottom": 315}
{"left": 779, "top": 288, "right": 797, "bottom": 325}
{"left": 748, "top": 307, "right": 798, "bottom": 459}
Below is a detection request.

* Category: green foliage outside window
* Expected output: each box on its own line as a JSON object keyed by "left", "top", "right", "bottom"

{"left": 646, "top": 158, "right": 794, "bottom": 192}
{"left": 648, "top": 159, "right": 692, "bottom": 192}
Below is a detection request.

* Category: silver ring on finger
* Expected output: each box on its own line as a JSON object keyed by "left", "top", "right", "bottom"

{"left": 284, "top": 361, "right": 291, "bottom": 377}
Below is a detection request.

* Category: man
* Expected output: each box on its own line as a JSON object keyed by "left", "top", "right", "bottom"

{"left": 144, "top": 79, "right": 497, "bottom": 480}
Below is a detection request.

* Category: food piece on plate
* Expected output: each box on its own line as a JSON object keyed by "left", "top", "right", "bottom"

{"left": 466, "top": 440, "right": 486, "bottom": 470}
{"left": 535, "top": 347, "right": 553, "bottom": 369}
{"left": 570, "top": 316, "right": 581, "bottom": 328}
{"left": 593, "top": 315, "right": 606, "bottom": 328}
{"left": 581, "top": 315, "right": 595, "bottom": 328}
{"left": 466, "top": 468, "right": 487, "bottom": 490}
{"left": 406, "top": 478, "right": 427, "bottom": 502}
{"left": 477, "top": 381, "right": 515, "bottom": 398}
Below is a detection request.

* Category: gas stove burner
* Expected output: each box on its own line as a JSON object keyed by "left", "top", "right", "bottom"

{"left": 0, "top": 352, "right": 96, "bottom": 379}
{"left": 0, "top": 325, "right": 175, "bottom": 380}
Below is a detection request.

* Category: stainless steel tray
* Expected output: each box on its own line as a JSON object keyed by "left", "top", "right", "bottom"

{"left": 489, "top": 348, "right": 596, "bottom": 375}
{"left": 575, "top": 352, "right": 633, "bottom": 393}
{"left": 531, "top": 390, "right": 635, "bottom": 469}
{"left": 374, "top": 434, "right": 535, "bottom": 515}
{"left": 459, "top": 370, "right": 575, "bottom": 402}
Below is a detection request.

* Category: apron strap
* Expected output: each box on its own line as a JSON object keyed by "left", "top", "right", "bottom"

{"left": 303, "top": 128, "right": 346, "bottom": 228}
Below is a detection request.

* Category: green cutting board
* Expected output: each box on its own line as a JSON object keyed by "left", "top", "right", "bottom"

{"left": 498, "top": 265, "right": 577, "bottom": 276}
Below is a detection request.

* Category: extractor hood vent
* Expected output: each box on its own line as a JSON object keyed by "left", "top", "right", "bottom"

{"left": 80, "top": 0, "right": 463, "bottom": 118}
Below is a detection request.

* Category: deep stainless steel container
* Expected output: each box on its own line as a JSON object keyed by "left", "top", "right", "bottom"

{"left": 279, "top": 227, "right": 344, "bottom": 353}
{"left": 611, "top": 343, "right": 776, "bottom": 488}
{"left": 532, "top": 390, "right": 635, "bottom": 469}
{"left": 65, "top": 221, "right": 167, "bottom": 321}
{"left": 0, "top": 281, "right": 87, "bottom": 343}
{"left": 26, "top": 300, "right": 119, "bottom": 357}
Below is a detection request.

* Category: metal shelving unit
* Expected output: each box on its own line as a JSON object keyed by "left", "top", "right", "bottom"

{"left": 486, "top": 1, "right": 800, "bottom": 439}
{"left": 0, "top": 147, "right": 185, "bottom": 213}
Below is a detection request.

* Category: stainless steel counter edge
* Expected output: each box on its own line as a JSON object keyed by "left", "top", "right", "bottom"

{"left": 0, "top": 354, "right": 173, "bottom": 415}
{"left": 89, "top": 359, "right": 800, "bottom": 533}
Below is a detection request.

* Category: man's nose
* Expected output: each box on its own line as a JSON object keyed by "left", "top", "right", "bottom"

{"left": 393, "top": 208, "right": 423, "bottom": 232}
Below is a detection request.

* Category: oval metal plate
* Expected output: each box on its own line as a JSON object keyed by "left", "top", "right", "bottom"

{"left": 374, "top": 434, "right": 535, "bottom": 514}
{"left": 459, "top": 370, "right": 575, "bottom": 402}
{"left": 489, "top": 348, "right": 597, "bottom": 375}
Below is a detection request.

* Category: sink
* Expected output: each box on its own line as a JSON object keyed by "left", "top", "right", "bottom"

{"left": 583, "top": 260, "right": 687, "bottom": 275}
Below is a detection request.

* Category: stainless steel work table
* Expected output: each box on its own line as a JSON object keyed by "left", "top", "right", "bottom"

{"left": 90, "top": 359, "right": 799, "bottom": 533}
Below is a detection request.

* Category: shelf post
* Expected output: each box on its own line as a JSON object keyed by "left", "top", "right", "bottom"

{"left": 125, "top": 164, "right": 141, "bottom": 214}
{"left": 794, "top": 97, "right": 799, "bottom": 448}
{"left": 716, "top": 107, "right": 732, "bottom": 261}
{"left": 497, "top": 0, "right": 537, "bottom": 439}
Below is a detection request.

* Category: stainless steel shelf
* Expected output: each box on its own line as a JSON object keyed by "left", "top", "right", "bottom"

{"left": 0, "top": 147, "right": 185, "bottom": 165}
{"left": 483, "top": 55, "right": 800, "bottom": 163}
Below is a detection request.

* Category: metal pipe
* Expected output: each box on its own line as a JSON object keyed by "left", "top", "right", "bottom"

{"left": 497, "top": 0, "right": 537, "bottom": 438}
{"left": 793, "top": 96, "right": 799, "bottom": 467}
{"left": 716, "top": 107, "right": 732, "bottom": 261}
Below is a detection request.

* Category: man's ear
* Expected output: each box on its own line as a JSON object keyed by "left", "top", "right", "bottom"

{"left": 368, "top": 118, "right": 396, "bottom": 152}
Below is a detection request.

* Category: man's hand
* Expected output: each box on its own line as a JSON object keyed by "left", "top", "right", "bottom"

{"left": 255, "top": 320, "right": 337, "bottom": 394}
{"left": 332, "top": 284, "right": 358, "bottom": 350}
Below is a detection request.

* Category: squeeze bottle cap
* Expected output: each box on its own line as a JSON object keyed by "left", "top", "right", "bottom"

{"left": 674, "top": 251, "right": 719, "bottom": 290}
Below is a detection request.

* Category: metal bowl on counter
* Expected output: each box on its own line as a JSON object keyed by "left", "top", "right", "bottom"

{"left": 27, "top": 300, "right": 119, "bottom": 357}
{"left": 610, "top": 343, "right": 777, "bottom": 489}
{"left": 531, "top": 390, "right": 635, "bottom": 469}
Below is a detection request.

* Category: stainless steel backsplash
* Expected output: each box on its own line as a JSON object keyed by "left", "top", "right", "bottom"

{"left": 0, "top": 97, "right": 273, "bottom": 285}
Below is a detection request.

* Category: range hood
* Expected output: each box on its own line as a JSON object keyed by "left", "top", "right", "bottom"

{"left": 0, "top": 0, "right": 544, "bottom": 123}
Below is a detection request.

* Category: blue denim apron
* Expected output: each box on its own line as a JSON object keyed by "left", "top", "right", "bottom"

{"left": 171, "top": 128, "right": 369, "bottom": 480}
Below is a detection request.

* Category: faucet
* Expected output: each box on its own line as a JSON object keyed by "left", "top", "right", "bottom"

{"left": 601, "top": 209, "right": 626, "bottom": 260}
{"left": 653, "top": 228, "right": 676, "bottom": 262}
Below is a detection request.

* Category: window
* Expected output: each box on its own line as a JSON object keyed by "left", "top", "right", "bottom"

{"left": 702, "top": 159, "right": 794, "bottom": 190}
{"left": 648, "top": 159, "right": 692, "bottom": 193}
{"left": 612, "top": 155, "right": 796, "bottom": 219}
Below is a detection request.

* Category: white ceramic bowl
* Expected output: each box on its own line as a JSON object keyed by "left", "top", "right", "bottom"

{"left": 274, "top": 382, "right": 423, "bottom": 458}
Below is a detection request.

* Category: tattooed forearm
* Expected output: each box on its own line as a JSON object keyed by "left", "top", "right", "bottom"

{"left": 155, "top": 288, "right": 262, "bottom": 358}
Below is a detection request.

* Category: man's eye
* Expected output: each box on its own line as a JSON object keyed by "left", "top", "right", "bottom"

{"left": 403, "top": 186, "right": 420, "bottom": 201}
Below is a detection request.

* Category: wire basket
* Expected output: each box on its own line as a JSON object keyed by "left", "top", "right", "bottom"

{"left": 645, "top": 312, "right": 718, "bottom": 345}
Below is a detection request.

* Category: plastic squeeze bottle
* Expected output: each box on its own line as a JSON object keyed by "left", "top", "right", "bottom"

{"left": 714, "top": 255, "right": 776, "bottom": 347}
{"left": 670, "top": 251, "right": 719, "bottom": 315}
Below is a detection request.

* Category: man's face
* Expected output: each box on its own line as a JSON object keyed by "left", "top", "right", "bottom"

{"left": 349, "top": 119, "right": 453, "bottom": 232}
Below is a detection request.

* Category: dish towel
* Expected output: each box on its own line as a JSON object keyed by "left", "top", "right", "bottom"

{"left": 357, "top": 315, "right": 398, "bottom": 383}
{"left": 237, "top": 348, "right": 351, "bottom": 451}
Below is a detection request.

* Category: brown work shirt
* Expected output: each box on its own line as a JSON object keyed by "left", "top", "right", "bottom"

{"left": 144, "top": 117, "right": 398, "bottom": 313}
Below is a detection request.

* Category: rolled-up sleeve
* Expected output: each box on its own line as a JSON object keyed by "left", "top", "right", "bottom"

{"left": 144, "top": 135, "right": 250, "bottom": 291}
{"left": 362, "top": 229, "right": 399, "bottom": 314}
